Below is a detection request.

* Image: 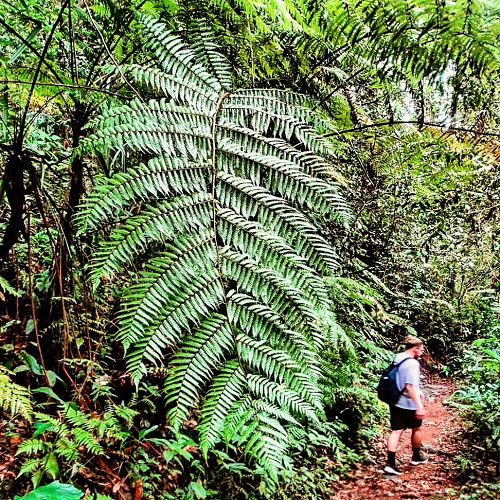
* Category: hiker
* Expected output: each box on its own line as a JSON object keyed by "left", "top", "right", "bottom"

{"left": 384, "top": 335, "right": 428, "bottom": 475}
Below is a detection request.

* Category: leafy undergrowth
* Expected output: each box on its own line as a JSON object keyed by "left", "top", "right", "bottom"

{"left": 330, "top": 375, "right": 499, "bottom": 499}
{"left": 3, "top": 374, "right": 497, "bottom": 499}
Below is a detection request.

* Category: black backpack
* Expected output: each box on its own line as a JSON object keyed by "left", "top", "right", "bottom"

{"left": 377, "top": 358, "right": 413, "bottom": 406}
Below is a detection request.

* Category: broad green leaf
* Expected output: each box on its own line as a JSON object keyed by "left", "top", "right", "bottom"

{"left": 14, "top": 481, "right": 83, "bottom": 500}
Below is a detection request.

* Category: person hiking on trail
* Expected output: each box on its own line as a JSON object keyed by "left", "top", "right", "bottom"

{"left": 384, "top": 335, "right": 428, "bottom": 475}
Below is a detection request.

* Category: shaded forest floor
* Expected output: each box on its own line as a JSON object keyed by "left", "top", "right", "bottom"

{"left": 1, "top": 376, "right": 496, "bottom": 499}
{"left": 331, "top": 377, "right": 468, "bottom": 499}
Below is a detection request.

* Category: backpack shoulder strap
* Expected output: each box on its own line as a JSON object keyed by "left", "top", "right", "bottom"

{"left": 392, "top": 357, "right": 415, "bottom": 399}
{"left": 393, "top": 357, "right": 414, "bottom": 370}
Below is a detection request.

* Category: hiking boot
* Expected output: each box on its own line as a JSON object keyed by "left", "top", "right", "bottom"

{"left": 410, "top": 452, "right": 429, "bottom": 465}
{"left": 384, "top": 463, "right": 403, "bottom": 475}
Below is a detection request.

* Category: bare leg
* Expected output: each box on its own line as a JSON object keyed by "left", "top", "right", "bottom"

{"left": 387, "top": 429, "right": 404, "bottom": 452}
{"left": 411, "top": 428, "right": 422, "bottom": 448}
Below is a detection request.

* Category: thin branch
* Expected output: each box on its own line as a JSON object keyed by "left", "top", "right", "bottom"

{"left": 82, "top": 0, "right": 144, "bottom": 102}
{"left": 0, "top": 17, "right": 64, "bottom": 85}
{"left": 323, "top": 120, "right": 500, "bottom": 138}
{"left": 311, "top": 68, "right": 364, "bottom": 112}
{"left": 0, "top": 80, "right": 124, "bottom": 97}
{"left": 17, "top": 1, "right": 69, "bottom": 149}
{"left": 27, "top": 207, "right": 52, "bottom": 388}
{"left": 67, "top": 0, "right": 79, "bottom": 85}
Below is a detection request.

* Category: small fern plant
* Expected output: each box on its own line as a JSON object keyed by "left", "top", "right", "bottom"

{"left": 77, "top": 15, "right": 350, "bottom": 482}
{"left": 0, "top": 365, "right": 32, "bottom": 422}
{"left": 17, "top": 402, "right": 133, "bottom": 487}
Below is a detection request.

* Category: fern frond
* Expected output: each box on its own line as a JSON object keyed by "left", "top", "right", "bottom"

{"left": 227, "top": 90, "right": 326, "bottom": 130}
{"left": 0, "top": 366, "right": 32, "bottom": 422}
{"left": 118, "top": 232, "right": 215, "bottom": 348}
{"left": 217, "top": 172, "right": 339, "bottom": 273}
{"left": 252, "top": 399, "right": 298, "bottom": 425}
{"left": 16, "top": 439, "right": 47, "bottom": 456}
{"left": 33, "top": 412, "right": 70, "bottom": 437}
{"left": 112, "top": 64, "right": 217, "bottom": 112}
{"left": 18, "top": 458, "right": 43, "bottom": 477}
{"left": 76, "top": 157, "right": 209, "bottom": 233}
{"left": 221, "top": 250, "right": 323, "bottom": 349}
{"left": 223, "top": 104, "right": 334, "bottom": 154}
{"left": 164, "top": 314, "right": 233, "bottom": 427}
{"left": 199, "top": 360, "right": 246, "bottom": 454}
{"left": 125, "top": 271, "right": 224, "bottom": 383}
{"left": 219, "top": 122, "right": 345, "bottom": 181}
{"left": 246, "top": 374, "right": 320, "bottom": 423}
{"left": 79, "top": 15, "right": 352, "bottom": 480}
{"left": 87, "top": 102, "right": 212, "bottom": 159}
{"left": 226, "top": 291, "right": 320, "bottom": 377}
{"left": 139, "top": 15, "right": 223, "bottom": 93}
{"left": 217, "top": 207, "right": 329, "bottom": 307}
{"left": 218, "top": 142, "right": 349, "bottom": 219}
{"left": 179, "top": 3, "right": 233, "bottom": 91}
{"left": 245, "top": 413, "right": 289, "bottom": 480}
{"left": 89, "top": 194, "right": 212, "bottom": 287}
{"left": 236, "top": 333, "right": 322, "bottom": 409}
{"left": 237, "top": 333, "right": 301, "bottom": 381}
{"left": 71, "top": 428, "right": 103, "bottom": 455}
{"left": 224, "top": 403, "right": 289, "bottom": 481}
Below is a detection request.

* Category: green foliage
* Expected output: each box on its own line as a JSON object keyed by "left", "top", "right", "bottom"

{"left": 341, "top": 125, "right": 499, "bottom": 363}
{"left": 17, "top": 401, "right": 134, "bottom": 487}
{"left": 0, "top": 364, "right": 33, "bottom": 421}
{"left": 207, "top": 0, "right": 499, "bottom": 125}
{"left": 316, "top": 0, "right": 500, "bottom": 79}
{"left": 0, "top": 275, "right": 23, "bottom": 297}
{"left": 449, "top": 305, "right": 500, "bottom": 463}
{"left": 14, "top": 481, "right": 83, "bottom": 500}
{"left": 78, "top": 14, "right": 350, "bottom": 483}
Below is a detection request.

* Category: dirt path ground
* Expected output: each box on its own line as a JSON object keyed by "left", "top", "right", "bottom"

{"left": 331, "top": 377, "right": 464, "bottom": 499}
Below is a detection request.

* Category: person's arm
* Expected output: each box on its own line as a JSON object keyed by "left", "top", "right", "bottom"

{"left": 406, "top": 384, "right": 426, "bottom": 418}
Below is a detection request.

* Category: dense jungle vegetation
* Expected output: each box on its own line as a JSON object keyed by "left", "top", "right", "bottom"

{"left": 0, "top": 0, "right": 498, "bottom": 498}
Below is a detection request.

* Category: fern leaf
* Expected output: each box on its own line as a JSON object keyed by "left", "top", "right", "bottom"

{"left": 218, "top": 141, "right": 349, "bottom": 219}
{"left": 199, "top": 360, "right": 246, "bottom": 454}
{"left": 217, "top": 172, "right": 340, "bottom": 273}
{"left": 76, "top": 157, "right": 209, "bottom": 233}
{"left": 246, "top": 374, "right": 319, "bottom": 423}
{"left": 226, "top": 291, "right": 321, "bottom": 376}
{"left": 179, "top": 3, "right": 233, "bottom": 91}
{"left": 0, "top": 366, "right": 32, "bottom": 422}
{"left": 237, "top": 333, "right": 322, "bottom": 409}
{"left": 164, "top": 313, "right": 233, "bottom": 427}
{"left": 139, "top": 15, "right": 222, "bottom": 93}
{"left": 221, "top": 250, "right": 324, "bottom": 349}
{"left": 126, "top": 272, "right": 224, "bottom": 383}
{"left": 118, "top": 232, "right": 215, "bottom": 347}
{"left": 112, "top": 64, "right": 217, "bottom": 112}
{"left": 79, "top": 15, "right": 352, "bottom": 480}
{"left": 89, "top": 194, "right": 212, "bottom": 288}
{"left": 217, "top": 207, "right": 329, "bottom": 307}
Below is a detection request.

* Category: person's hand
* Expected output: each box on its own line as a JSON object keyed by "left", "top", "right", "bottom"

{"left": 416, "top": 407, "right": 426, "bottom": 419}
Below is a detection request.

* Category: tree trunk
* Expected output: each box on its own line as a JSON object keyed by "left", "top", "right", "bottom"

{"left": 0, "top": 151, "right": 27, "bottom": 260}
{"left": 62, "top": 101, "right": 89, "bottom": 241}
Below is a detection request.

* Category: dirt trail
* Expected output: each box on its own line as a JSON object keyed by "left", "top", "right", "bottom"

{"left": 331, "top": 377, "right": 464, "bottom": 499}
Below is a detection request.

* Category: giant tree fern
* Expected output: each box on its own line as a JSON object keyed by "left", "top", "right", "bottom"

{"left": 77, "top": 15, "right": 350, "bottom": 481}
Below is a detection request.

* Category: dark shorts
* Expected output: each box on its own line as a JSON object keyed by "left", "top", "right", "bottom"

{"left": 390, "top": 405, "right": 423, "bottom": 430}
